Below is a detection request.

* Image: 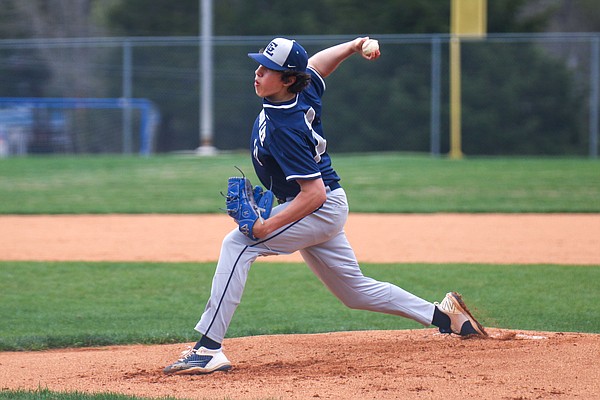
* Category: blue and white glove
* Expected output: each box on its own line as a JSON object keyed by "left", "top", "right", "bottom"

{"left": 225, "top": 177, "right": 274, "bottom": 240}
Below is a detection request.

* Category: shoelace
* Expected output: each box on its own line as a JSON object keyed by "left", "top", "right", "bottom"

{"left": 177, "top": 346, "right": 196, "bottom": 361}
{"left": 435, "top": 296, "right": 457, "bottom": 314}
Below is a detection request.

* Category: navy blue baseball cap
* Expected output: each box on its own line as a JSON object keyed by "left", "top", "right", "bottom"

{"left": 248, "top": 38, "right": 308, "bottom": 72}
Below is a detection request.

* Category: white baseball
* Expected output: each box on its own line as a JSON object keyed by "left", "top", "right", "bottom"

{"left": 361, "top": 39, "right": 379, "bottom": 56}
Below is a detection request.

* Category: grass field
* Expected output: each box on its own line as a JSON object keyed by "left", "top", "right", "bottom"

{"left": 0, "top": 153, "right": 598, "bottom": 213}
{"left": 1, "top": 153, "right": 598, "bottom": 400}
{"left": 1, "top": 261, "right": 598, "bottom": 352}
{"left": 0, "top": 389, "right": 179, "bottom": 400}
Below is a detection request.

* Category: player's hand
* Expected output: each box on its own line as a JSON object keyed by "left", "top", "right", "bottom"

{"left": 354, "top": 37, "right": 381, "bottom": 61}
{"left": 251, "top": 220, "right": 269, "bottom": 239}
{"left": 225, "top": 176, "right": 273, "bottom": 240}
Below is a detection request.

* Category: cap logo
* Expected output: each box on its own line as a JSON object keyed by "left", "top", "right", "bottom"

{"left": 265, "top": 41, "right": 278, "bottom": 57}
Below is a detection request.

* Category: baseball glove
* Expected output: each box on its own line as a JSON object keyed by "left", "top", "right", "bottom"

{"left": 225, "top": 176, "right": 274, "bottom": 240}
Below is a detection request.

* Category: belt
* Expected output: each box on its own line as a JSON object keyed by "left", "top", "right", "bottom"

{"left": 326, "top": 181, "right": 342, "bottom": 191}
{"left": 277, "top": 181, "right": 342, "bottom": 204}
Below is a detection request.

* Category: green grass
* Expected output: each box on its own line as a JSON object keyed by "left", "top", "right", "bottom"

{"left": 0, "top": 154, "right": 236, "bottom": 214}
{"left": 1, "top": 153, "right": 598, "bottom": 400}
{"left": 1, "top": 261, "right": 598, "bottom": 352}
{"left": 0, "top": 153, "right": 598, "bottom": 213}
{"left": 337, "top": 154, "right": 600, "bottom": 212}
{"left": 0, "top": 388, "right": 179, "bottom": 400}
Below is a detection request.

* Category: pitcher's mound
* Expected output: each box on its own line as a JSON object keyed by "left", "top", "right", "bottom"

{"left": 1, "top": 329, "right": 597, "bottom": 399}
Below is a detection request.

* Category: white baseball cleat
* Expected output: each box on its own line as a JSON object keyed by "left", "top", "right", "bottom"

{"left": 435, "top": 292, "right": 488, "bottom": 337}
{"left": 163, "top": 346, "right": 232, "bottom": 375}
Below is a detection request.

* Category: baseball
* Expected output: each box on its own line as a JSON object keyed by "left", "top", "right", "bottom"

{"left": 361, "top": 39, "right": 379, "bottom": 56}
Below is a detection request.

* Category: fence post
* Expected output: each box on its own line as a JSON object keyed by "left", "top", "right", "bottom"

{"left": 197, "top": 0, "right": 217, "bottom": 155}
{"left": 122, "top": 40, "right": 133, "bottom": 154}
{"left": 590, "top": 35, "right": 599, "bottom": 159}
{"left": 430, "top": 36, "right": 442, "bottom": 157}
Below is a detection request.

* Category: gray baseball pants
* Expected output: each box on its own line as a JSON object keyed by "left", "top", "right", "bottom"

{"left": 195, "top": 187, "right": 435, "bottom": 343}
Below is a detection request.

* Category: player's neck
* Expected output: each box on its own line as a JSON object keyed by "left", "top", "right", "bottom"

{"left": 265, "top": 92, "right": 296, "bottom": 104}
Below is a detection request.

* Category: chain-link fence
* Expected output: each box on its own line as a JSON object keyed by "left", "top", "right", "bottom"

{"left": 0, "top": 33, "right": 598, "bottom": 157}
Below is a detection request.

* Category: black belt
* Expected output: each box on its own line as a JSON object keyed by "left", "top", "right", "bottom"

{"left": 327, "top": 181, "right": 342, "bottom": 191}
{"left": 276, "top": 181, "right": 342, "bottom": 204}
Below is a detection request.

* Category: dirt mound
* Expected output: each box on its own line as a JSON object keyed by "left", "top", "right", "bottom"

{"left": 1, "top": 329, "right": 597, "bottom": 400}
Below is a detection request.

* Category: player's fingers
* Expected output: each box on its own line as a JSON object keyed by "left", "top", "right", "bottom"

{"left": 362, "top": 50, "right": 380, "bottom": 60}
{"left": 354, "top": 37, "right": 369, "bottom": 52}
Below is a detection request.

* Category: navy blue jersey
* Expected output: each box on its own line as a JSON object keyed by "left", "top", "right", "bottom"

{"left": 251, "top": 67, "right": 340, "bottom": 202}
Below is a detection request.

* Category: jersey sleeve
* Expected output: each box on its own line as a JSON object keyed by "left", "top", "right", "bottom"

{"left": 307, "top": 67, "right": 326, "bottom": 98}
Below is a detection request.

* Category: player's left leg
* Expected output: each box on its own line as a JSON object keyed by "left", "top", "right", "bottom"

{"left": 164, "top": 228, "right": 260, "bottom": 374}
{"left": 194, "top": 228, "right": 264, "bottom": 343}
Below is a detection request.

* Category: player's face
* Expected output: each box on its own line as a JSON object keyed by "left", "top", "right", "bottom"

{"left": 253, "top": 65, "right": 294, "bottom": 102}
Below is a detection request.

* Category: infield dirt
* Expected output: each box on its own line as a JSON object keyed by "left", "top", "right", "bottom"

{"left": 1, "top": 214, "right": 599, "bottom": 399}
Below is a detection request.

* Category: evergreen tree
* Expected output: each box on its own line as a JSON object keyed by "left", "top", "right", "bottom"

{"left": 100, "top": 1, "right": 586, "bottom": 154}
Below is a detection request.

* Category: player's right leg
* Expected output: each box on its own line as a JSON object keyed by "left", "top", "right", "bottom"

{"left": 433, "top": 291, "right": 487, "bottom": 336}
{"left": 299, "top": 235, "right": 435, "bottom": 325}
{"left": 299, "top": 230, "right": 486, "bottom": 336}
{"left": 296, "top": 187, "right": 486, "bottom": 336}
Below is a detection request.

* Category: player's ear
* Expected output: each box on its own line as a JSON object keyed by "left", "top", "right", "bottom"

{"left": 282, "top": 74, "right": 297, "bottom": 87}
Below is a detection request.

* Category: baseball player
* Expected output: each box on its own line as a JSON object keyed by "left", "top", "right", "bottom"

{"left": 163, "top": 37, "right": 487, "bottom": 375}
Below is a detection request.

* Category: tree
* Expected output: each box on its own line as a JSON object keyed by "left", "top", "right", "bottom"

{"left": 104, "top": 0, "right": 552, "bottom": 37}
{"left": 0, "top": 0, "right": 591, "bottom": 154}
{"left": 461, "top": 42, "right": 586, "bottom": 155}
{"left": 106, "top": 0, "right": 199, "bottom": 36}
{"left": 6, "top": 0, "right": 107, "bottom": 97}
{"left": 101, "top": 0, "right": 563, "bottom": 154}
